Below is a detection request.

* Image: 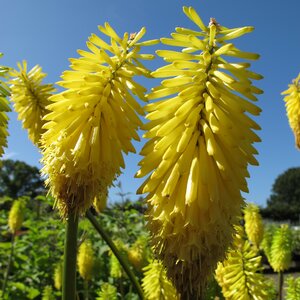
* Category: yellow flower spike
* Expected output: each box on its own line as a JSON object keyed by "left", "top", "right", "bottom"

{"left": 0, "top": 55, "right": 11, "bottom": 158}
{"left": 137, "top": 6, "right": 262, "bottom": 298}
{"left": 282, "top": 73, "right": 300, "bottom": 148}
{"left": 41, "top": 24, "right": 158, "bottom": 217}
{"left": 97, "top": 283, "right": 118, "bottom": 300}
{"left": 243, "top": 202, "right": 264, "bottom": 249}
{"left": 42, "top": 286, "right": 55, "bottom": 300}
{"left": 93, "top": 189, "right": 108, "bottom": 213}
{"left": 8, "top": 199, "right": 25, "bottom": 234}
{"left": 142, "top": 260, "right": 179, "bottom": 300}
{"left": 9, "top": 61, "right": 55, "bottom": 146}
{"left": 285, "top": 276, "right": 300, "bottom": 300}
{"left": 109, "top": 240, "right": 127, "bottom": 279}
{"left": 53, "top": 262, "right": 62, "bottom": 290}
{"left": 128, "top": 236, "right": 149, "bottom": 271}
{"left": 215, "top": 226, "right": 275, "bottom": 300}
{"left": 77, "top": 239, "right": 95, "bottom": 281}
{"left": 270, "top": 224, "right": 293, "bottom": 272}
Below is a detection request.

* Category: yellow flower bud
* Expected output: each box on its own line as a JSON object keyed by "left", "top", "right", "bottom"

{"left": 109, "top": 240, "right": 127, "bottom": 279}
{"left": 8, "top": 199, "right": 25, "bottom": 234}
{"left": 93, "top": 190, "right": 108, "bottom": 213}
{"left": 282, "top": 73, "right": 300, "bottom": 148}
{"left": 97, "top": 283, "right": 117, "bottom": 300}
{"left": 110, "top": 254, "right": 123, "bottom": 279}
{"left": 244, "top": 203, "right": 264, "bottom": 249}
{"left": 53, "top": 263, "right": 62, "bottom": 290}
{"left": 137, "top": 6, "right": 262, "bottom": 298}
{"left": 9, "top": 61, "right": 55, "bottom": 146}
{"left": 215, "top": 226, "right": 275, "bottom": 300}
{"left": 77, "top": 239, "right": 95, "bottom": 281}
{"left": 270, "top": 224, "right": 293, "bottom": 272}
{"left": 142, "top": 260, "right": 179, "bottom": 300}
{"left": 128, "top": 237, "right": 149, "bottom": 271}
{"left": 42, "top": 285, "right": 55, "bottom": 300}
{"left": 41, "top": 24, "right": 158, "bottom": 217}
{"left": 285, "top": 276, "right": 300, "bottom": 300}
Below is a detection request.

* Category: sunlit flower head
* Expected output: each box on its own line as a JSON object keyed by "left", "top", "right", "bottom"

{"left": 137, "top": 6, "right": 262, "bottom": 298}
{"left": 41, "top": 23, "right": 158, "bottom": 216}
{"left": 9, "top": 61, "right": 55, "bottom": 146}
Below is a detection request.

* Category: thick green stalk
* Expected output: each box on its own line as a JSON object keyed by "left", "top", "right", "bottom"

{"left": 278, "top": 271, "right": 283, "bottom": 300}
{"left": 62, "top": 213, "right": 79, "bottom": 300}
{"left": 86, "top": 209, "right": 144, "bottom": 299}
{"left": 1, "top": 234, "right": 15, "bottom": 297}
{"left": 84, "top": 280, "right": 89, "bottom": 300}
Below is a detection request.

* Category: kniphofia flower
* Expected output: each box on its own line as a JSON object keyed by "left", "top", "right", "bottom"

{"left": 285, "top": 276, "right": 300, "bottom": 300}
{"left": 215, "top": 226, "right": 275, "bottom": 300}
{"left": 243, "top": 202, "right": 264, "bottom": 249}
{"left": 270, "top": 224, "right": 293, "bottom": 272}
{"left": 93, "top": 189, "right": 108, "bottom": 213}
{"left": 142, "top": 260, "right": 179, "bottom": 300}
{"left": 282, "top": 73, "right": 300, "bottom": 148}
{"left": 0, "top": 54, "right": 11, "bottom": 157}
{"left": 9, "top": 61, "right": 55, "bottom": 146}
{"left": 53, "top": 262, "right": 62, "bottom": 290}
{"left": 97, "top": 283, "right": 118, "bottom": 300}
{"left": 41, "top": 24, "right": 157, "bottom": 216}
{"left": 8, "top": 199, "right": 25, "bottom": 234}
{"left": 77, "top": 239, "right": 95, "bottom": 281}
{"left": 137, "top": 6, "right": 262, "bottom": 298}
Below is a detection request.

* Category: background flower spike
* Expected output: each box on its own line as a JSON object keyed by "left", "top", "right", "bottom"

{"left": 9, "top": 61, "right": 55, "bottom": 146}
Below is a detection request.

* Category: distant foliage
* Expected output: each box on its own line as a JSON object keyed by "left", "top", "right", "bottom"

{"left": 0, "top": 159, "right": 45, "bottom": 199}
{"left": 262, "top": 167, "right": 300, "bottom": 221}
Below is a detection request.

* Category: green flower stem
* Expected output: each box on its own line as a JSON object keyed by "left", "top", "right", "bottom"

{"left": 84, "top": 280, "right": 89, "bottom": 300}
{"left": 278, "top": 271, "right": 283, "bottom": 300}
{"left": 86, "top": 209, "right": 144, "bottom": 300}
{"left": 62, "top": 213, "right": 79, "bottom": 300}
{"left": 1, "top": 234, "right": 15, "bottom": 297}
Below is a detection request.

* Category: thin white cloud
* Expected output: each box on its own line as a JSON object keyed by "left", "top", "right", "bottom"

{"left": 2, "top": 152, "right": 18, "bottom": 160}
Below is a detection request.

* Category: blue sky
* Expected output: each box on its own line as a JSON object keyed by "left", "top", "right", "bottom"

{"left": 1, "top": 0, "right": 299, "bottom": 206}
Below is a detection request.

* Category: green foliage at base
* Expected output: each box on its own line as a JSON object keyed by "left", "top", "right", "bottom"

{"left": 0, "top": 196, "right": 150, "bottom": 299}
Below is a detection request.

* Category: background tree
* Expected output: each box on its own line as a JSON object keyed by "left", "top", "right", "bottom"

{"left": 0, "top": 159, "right": 45, "bottom": 199}
{"left": 261, "top": 167, "right": 300, "bottom": 221}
